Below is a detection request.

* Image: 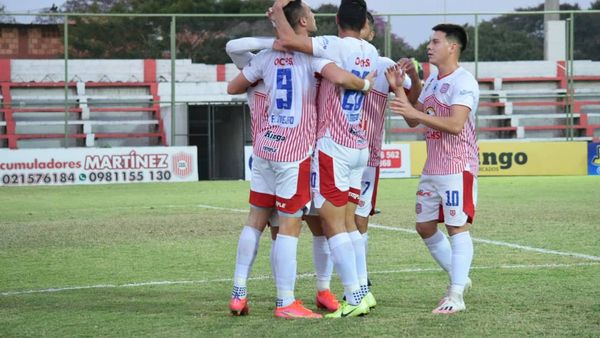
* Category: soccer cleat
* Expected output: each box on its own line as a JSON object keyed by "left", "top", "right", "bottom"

{"left": 363, "top": 291, "right": 377, "bottom": 309}
{"left": 274, "top": 300, "right": 322, "bottom": 319}
{"left": 315, "top": 289, "right": 340, "bottom": 312}
{"left": 324, "top": 299, "right": 370, "bottom": 318}
{"left": 230, "top": 297, "right": 249, "bottom": 316}
{"left": 432, "top": 292, "right": 466, "bottom": 314}
{"left": 439, "top": 277, "right": 472, "bottom": 306}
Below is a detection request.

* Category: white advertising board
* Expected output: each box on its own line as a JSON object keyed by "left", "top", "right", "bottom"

{"left": 0, "top": 146, "right": 198, "bottom": 186}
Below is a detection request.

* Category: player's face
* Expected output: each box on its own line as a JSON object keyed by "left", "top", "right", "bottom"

{"left": 360, "top": 22, "right": 375, "bottom": 42}
{"left": 426, "top": 31, "right": 452, "bottom": 66}
{"left": 302, "top": 2, "right": 317, "bottom": 33}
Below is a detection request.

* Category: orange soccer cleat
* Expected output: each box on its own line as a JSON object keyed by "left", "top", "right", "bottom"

{"left": 315, "top": 289, "right": 340, "bottom": 312}
{"left": 229, "top": 297, "right": 249, "bottom": 316}
{"left": 274, "top": 300, "right": 322, "bottom": 319}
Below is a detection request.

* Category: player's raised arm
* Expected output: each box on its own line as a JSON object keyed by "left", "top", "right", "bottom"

{"left": 270, "top": 0, "right": 314, "bottom": 54}
{"left": 397, "top": 57, "right": 423, "bottom": 105}
{"left": 320, "top": 63, "right": 375, "bottom": 92}
{"left": 225, "top": 37, "right": 275, "bottom": 69}
{"left": 227, "top": 73, "right": 254, "bottom": 95}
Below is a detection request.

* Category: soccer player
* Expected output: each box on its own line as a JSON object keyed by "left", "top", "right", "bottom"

{"left": 269, "top": 0, "right": 378, "bottom": 318}
{"left": 228, "top": 0, "right": 374, "bottom": 319}
{"left": 225, "top": 36, "right": 279, "bottom": 317}
{"left": 226, "top": 36, "right": 342, "bottom": 314}
{"left": 388, "top": 23, "right": 479, "bottom": 314}
{"left": 355, "top": 13, "right": 422, "bottom": 291}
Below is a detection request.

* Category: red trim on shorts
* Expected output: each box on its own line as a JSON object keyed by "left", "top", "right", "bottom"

{"left": 438, "top": 204, "right": 444, "bottom": 223}
{"left": 369, "top": 166, "right": 380, "bottom": 216}
{"left": 348, "top": 187, "right": 361, "bottom": 204}
{"left": 318, "top": 150, "right": 348, "bottom": 207}
{"left": 276, "top": 157, "right": 312, "bottom": 214}
{"left": 463, "top": 171, "right": 475, "bottom": 223}
{"left": 249, "top": 190, "right": 276, "bottom": 208}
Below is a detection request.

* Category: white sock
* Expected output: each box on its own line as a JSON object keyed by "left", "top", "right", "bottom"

{"left": 233, "top": 226, "right": 261, "bottom": 292}
{"left": 423, "top": 229, "right": 452, "bottom": 274}
{"left": 270, "top": 239, "right": 277, "bottom": 282}
{"left": 328, "top": 233, "right": 361, "bottom": 305}
{"left": 312, "top": 236, "right": 332, "bottom": 291}
{"left": 274, "top": 234, "right": 298, "bottom": 308}
{"left": 349, "top": 230, "right": 368, "bottom": 289}
{"left": 450, "top": 231, "right": 474, "bottom": 292}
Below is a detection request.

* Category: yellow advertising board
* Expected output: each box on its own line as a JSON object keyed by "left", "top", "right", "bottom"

{"left": 403, "top": 141, "right": 587, "bottom": 176}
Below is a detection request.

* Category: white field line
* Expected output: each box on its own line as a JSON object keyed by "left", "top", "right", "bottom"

{"left": 194, "top": 204, "right": 600, "bottom": 262}
{"left": 2, "top": 262, "right": 597, "bottom": 297}
{"left": 368, "top": 223, "right": 600, "bottom": 262}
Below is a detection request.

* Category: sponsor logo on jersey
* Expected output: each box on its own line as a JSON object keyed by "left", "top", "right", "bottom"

{"left": 274, "top": 57, "right": 294, "bottom": 66}
{"left": 262, "top": 146, "right": 278, "bottom": 153}
{"left": 276, "top": 201, "right": 287, "bottom": 209}
{"left": 264, "top": 130, "right": 286, "bottom": 142}
{"left": 349, "top": 190, "right": 360, "bottom": 201}
{"left": 459, "top": 89, "right": 474, "bottom": 96}
{"left": 440, "top": 83, "right": 450, "bottom": 93}
{"left": 354, "top": 57, "right": 371, "bottom": 67}
{"left": 320, "top": 37, "right": 329, "bottom": 50}
{"left": 449, "top": 209, "right": 456, "bottom": 216}
{"left": 417, "top": 190, "right": 433, "bottom": 197}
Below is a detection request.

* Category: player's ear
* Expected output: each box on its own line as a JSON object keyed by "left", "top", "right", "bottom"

{"left": 299, "top": 16, "right": 308, "bottom": 27}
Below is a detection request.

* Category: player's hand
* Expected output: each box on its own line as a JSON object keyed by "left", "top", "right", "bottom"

{"left": 273, "top": 0, "right": 292, "bottom": 9}
{"left": 363, "top": 70, "right": 377, "bottom": 93}
{"left": 397, "top": 58, "right": 418, "bottom": 79}
{"left": 390, "top": 95, "right": 419, "bottom": 120}
{"left": 385, "top": 64, "right": 405, "bottom": 92}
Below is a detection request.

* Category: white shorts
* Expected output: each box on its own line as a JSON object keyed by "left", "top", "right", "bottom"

{"left": 415, "top": 171, "right": 478, "bottom": 226}
{"left": 311, "top": 137, "right": 369, "bottom": 209}
{"left": 355, "top": 166, "right": 380, "bottom": 218}
{"left": 249, "top": 155, "right": 311, "bottom": 216}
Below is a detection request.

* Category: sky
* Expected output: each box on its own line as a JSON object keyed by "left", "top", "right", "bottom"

{"left": 2, "top": 0, "right": 595, "bottom": 47}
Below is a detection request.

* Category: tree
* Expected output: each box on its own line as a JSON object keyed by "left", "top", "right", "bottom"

{"left": 0, "top": 4, "right": 17, "bottom": 24}
{"left": 413, "top": 2, "right": 600, "bottom": 62}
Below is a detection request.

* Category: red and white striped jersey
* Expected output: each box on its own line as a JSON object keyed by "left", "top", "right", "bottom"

{"left": 246, "top": 82, "right": 266, "bottom": 144}
{"left": 417, "top": 66, "right": 480, "bottom": 175}
{"left": 312, "top": 36, "right": 379, "bottom": 149}
{"left": 243, "top": 50, "right": 331, "bottom": 162}
{"left": 362, "top": 57, "right": 412, "bottom": 167}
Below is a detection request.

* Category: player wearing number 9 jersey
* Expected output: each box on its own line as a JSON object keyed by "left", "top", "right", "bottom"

{"left": 228, "top": 0, "right": 373, "bottom": 319}
{"left": 270, "top": 0, "right": 377, "bottom": 318}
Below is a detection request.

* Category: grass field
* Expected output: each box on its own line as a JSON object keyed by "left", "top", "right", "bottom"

{"left": 1, "top": 176, "right": 599, "bottom": 337}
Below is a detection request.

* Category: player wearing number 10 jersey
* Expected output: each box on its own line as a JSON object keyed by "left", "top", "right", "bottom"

{"left": 228, "top": 0, "right": 372, "bottom": 319}
{"left": 270, "top": 0, "right": 377, "bottom": 318}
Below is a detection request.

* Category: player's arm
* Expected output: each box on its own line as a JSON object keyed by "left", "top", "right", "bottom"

{"left": 390, "top": 85, "right": 470, "bottom": 134}
{"left": 270, "top": 1, "right": 314, "bottom": 54}
{"left": 397, "top": 58, "right": 422, "bottom": 105}
{"left": 320, "top": 63, "right": 374, "bottom": 91}
{"left": 386, "top": 65, "right": 420, "bottom": 127}
{"left": 225, "top": 37, "right": 274, "bottom": 69}
{"left": 227, "top": 72, "right": 254, "bottom": 95}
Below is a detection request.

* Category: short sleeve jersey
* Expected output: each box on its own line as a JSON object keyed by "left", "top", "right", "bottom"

{"left": 362, "top": 57, "right": 412, "bottom": 167}
{"left": 417, "top": 67, "right": 480, "bottom": 175}
{"left": 243, "top": 50, "right": 331, "bottom": 162}
{"left": 311, "top": 35, "right": 380, "bottom": 149}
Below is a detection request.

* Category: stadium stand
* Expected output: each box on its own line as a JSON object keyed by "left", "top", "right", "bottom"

{"left": 1, "top": 59, "right": 600, "bottom": 149}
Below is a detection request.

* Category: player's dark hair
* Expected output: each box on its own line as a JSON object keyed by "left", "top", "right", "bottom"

{"left": 432, "top": 23, "right": 468, "bottom": 53}
{"left": 366, "top": 11, "right": 374, "bottom": 29}
{"left": 337, "top": 0, "right": 367, "bottom": 32}
{"left": 284, "top": 0, "right": 304, "bottom": 30}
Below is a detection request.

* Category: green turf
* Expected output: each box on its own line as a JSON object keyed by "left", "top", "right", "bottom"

{"left": 1, "top": 177, "right": 599, "bottom": 336}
